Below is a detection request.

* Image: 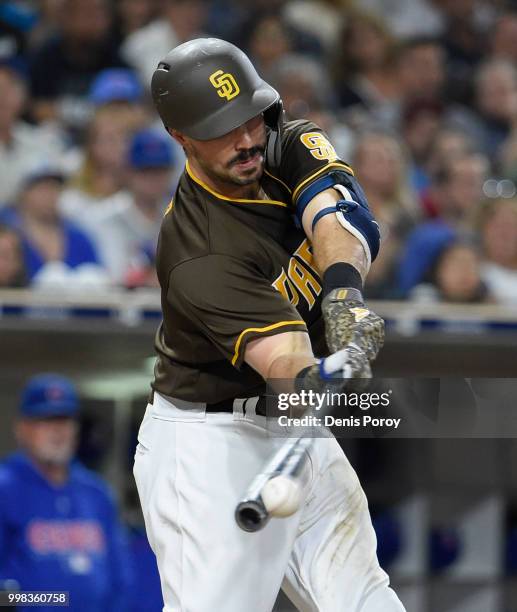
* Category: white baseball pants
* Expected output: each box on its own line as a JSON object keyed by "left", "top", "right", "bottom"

{"left": 133, "top": 392, "right": 405, "bottom": 612}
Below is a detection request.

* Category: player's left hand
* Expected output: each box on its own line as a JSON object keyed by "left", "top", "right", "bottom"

{"left": 295, "top": 341, "right": 372, "bottom": 402}
{"left": 321, "top": 288, "right": 385, "bottom": 361}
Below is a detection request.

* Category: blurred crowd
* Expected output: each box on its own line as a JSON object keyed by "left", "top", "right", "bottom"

{"left": 1, "top": 0, "right": 517, "bottom": 304}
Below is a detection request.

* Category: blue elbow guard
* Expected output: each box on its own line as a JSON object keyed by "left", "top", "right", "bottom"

{"left": 295, "top": 170, "right": 380, "bottom": 263}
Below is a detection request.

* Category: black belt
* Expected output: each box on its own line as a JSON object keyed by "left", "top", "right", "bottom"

{"left": 149, "top": 390, "right": 268, "bottom": 417}
{"left": 206, "top": 396, "right": 268, "bottom": 417}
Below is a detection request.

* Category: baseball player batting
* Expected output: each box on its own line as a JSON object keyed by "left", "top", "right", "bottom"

{"left": 133, "top": 38, "right": 405, "bottom": 612}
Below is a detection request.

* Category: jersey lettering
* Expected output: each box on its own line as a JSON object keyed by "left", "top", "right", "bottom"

{"left": 272, "top": 269, "right": 299, "bottom": 307}
{"left": 291, "top": 239, "right": 322, "bottom": 309}
{"left": 288, "top": 258, "right": 320, "bottom": 309}
{"left": 27, "top": 520, "right": 106, "bottom": 554}
{"left": 293, "top": 238, "right": 314, "bottom": 267}
{"left": 273, "top": 239, "right": 322, "bottom": 310}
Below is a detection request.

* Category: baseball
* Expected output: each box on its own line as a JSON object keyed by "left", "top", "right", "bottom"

{"left": 261, "top": 476, "right": 302, "bottom": 517}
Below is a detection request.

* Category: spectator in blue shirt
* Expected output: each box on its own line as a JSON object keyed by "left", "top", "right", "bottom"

{"left": 0, "top": 168, "right": 104, "bottom": 283}
{"left": 0, "top": 374, "right": 133, "bottom": 611}
{"left": 397, "top": 152, "right": 489, "bottom": 295}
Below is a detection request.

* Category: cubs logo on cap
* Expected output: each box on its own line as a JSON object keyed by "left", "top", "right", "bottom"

{"left": 129, "top": 129, "right": 174, "bottom": 169}
{"left": 19, "top": 374, "right": 79, "bottom": 419}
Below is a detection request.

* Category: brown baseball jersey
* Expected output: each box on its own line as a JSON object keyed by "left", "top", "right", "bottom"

{"left": 152, "top": 119, "right": 354, "bottom": 403}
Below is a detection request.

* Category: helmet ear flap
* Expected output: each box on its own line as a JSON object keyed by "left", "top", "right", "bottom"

{"left": 264, "top": 99, "right": 284, "bottom": 167}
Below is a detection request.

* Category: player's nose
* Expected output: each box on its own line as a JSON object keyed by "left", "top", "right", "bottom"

{"left": 234, "top": 124, "right": 254, "bottom": 149}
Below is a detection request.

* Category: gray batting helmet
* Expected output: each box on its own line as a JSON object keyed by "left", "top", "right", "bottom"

{"left": 151, "top": 38, "right": 284, "bottom": 166}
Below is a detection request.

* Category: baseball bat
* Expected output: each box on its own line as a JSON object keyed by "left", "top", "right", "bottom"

{"left": 235, "top": 336, "right": 365, "bottom": 533}
{"left": 235, "top": 436, "right": 313, "bottom": 532}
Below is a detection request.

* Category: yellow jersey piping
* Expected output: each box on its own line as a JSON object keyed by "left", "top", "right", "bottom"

{"left": 232, "top": 320, "right": 306, "bottom": 366}
{"left": 164, "top": 199, "right": 174, "bottom": 216}
{"left": 263, "top": 169, "right": 292, "bottom": 194}
{"left": 186, "top": 161, "right": 288, "bottom": 208}
{"left": 292, "top": 162, "right": 355, "bottom": 203}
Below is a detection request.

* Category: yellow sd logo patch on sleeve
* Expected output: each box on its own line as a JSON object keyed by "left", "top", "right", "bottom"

{"left": 209, "top": 70, "right": 240, "bottom": 101}
{"left": 300, "top": 132, "right": 338, "bottom": 161}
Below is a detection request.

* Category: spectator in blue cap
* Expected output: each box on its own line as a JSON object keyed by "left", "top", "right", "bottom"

{"left": 0, "top": 166, "right": 106, "bottom": 284}
{"left": 19, "top": 373, "right": 79, "bottom": 416}
{"left": 0, "top": 374, "right": 133, "bottom": 611}
{"left": 63, "top": 128, "right": 175, "bottom": 285}
{"left": 129, "top": 127, "right": 174, "bottom": 170}
{"left": 16, "top": 374, "right": 80, "bottom": 470}
{"left": 88, "top": 68, "right": 149, "bottom": 143}
{"left": 113, "top": 128, "right": 175, "bottom": 286}
{"left": 89, "top": 68, "right": 143, "bottom": 106}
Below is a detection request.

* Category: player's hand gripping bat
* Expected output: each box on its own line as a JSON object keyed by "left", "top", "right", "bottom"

{"left": 235, "top": 336, "right": 368, "bottom": 532}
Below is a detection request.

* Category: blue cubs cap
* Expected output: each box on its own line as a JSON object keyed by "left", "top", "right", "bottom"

{"left": 129, "top": 129, "right": 174, "bottom": 169}
{"left": 89, "top": 68, "right": 143, "bottom": 105}
{"left": 19, "top": 374, "right": 79, "bottom": 419}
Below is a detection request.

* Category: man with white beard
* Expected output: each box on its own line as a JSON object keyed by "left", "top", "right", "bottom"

{"left": 0, "top": 374, "right": 132, "bottom": 612}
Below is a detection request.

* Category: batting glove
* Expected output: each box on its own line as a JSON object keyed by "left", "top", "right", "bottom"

{"left": 321, "top": 288, "right": 385, "bottom": 361}
{"left": 295, "top": 340, "right": 371, "bottom": 397}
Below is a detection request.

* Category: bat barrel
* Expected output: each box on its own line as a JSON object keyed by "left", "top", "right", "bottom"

{"left": 235, "top": 498, "right": 269, "bottom": 532}
{"left": 235, "top": 437, "right": 313, "bottom": 532}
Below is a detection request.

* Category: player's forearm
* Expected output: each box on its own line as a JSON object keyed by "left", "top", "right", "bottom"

{"left": 301, "top": 188, "right": 385, "bottom": 360}
{"left": 302, "top": 187, "right": 369, "bottom": 281}
{"left": 312, "top": 214, "right": 369, "bottom": 281}
{"left": 266, "top": 352, "right": 317, "bottom": 382}
{"left": 245, "top": 331, "right": 316, "bottom": 389}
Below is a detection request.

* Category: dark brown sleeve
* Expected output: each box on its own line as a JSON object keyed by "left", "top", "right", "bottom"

{"left": 168, "top": 254, "right": 307, "bottom": 368}
{"left": 276, "top": 120, "right": 355, "bottom": 206}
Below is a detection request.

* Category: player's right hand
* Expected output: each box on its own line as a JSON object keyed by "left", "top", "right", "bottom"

{"left": 321, "top": 288, "right": 385, "bottom": 362}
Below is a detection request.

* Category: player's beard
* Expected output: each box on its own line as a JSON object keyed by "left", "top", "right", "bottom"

{"left": 191, "top": 143, "right": 266, "bottom": 194}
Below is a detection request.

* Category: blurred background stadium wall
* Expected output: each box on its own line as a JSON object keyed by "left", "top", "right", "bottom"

{"left": 2, "top": 1, "right": 517, "bottom": 610}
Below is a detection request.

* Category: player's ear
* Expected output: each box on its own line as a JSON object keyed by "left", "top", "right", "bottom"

{"left": 168, "top": 128, "right": 187, "bottom": 147}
